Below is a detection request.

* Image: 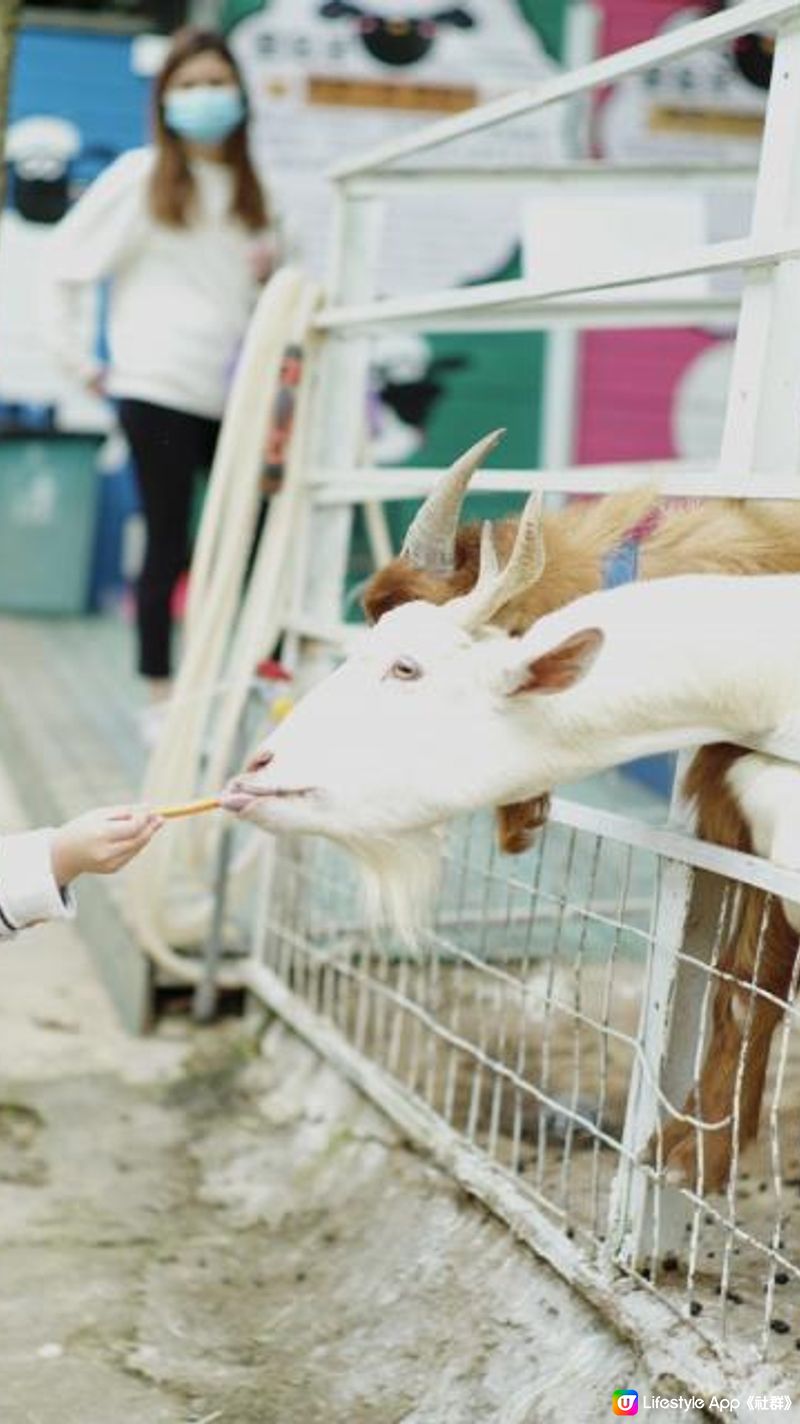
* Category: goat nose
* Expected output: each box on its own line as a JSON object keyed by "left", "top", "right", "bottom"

{"left": 246, "top": 749, "right": 273, "bottom": 774}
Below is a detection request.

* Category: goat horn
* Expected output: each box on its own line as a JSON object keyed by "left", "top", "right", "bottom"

{"left": 450, "top": 490, "right": 546, "bottom": 631}
{"left": 400, "top": 428, "right": 506, "bottom": 576}
{"left": 473, "top": 520, "right": 502, "bottom": 594}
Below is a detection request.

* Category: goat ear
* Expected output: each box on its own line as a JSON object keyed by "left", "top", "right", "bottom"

{"left": 504, "top": 627, "right": 604, "bottom": 697}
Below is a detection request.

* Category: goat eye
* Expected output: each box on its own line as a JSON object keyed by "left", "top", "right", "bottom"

{"left": 387, "top": 656, "right": 423, "bottom": 682}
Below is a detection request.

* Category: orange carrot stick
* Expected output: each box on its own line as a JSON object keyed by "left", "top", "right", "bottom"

{"left": 156, "top": 797, "right": 221, "bottom": 820}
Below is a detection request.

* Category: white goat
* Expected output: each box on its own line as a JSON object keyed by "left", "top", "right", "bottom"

{"left": 223, "top": 497, "right": 800, "bottom": 934}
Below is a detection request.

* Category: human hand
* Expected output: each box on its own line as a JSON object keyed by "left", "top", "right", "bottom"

{"left": 248, "top": 236, "right": 278, "bottom": 284}
{"left": 50, "top": 807, "right": 163, "bottom": 887}
{"left": 86, "top": 368, "right": 107, "bottom": 399}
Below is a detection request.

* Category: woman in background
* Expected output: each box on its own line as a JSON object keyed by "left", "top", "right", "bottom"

{"left": 46, "top": 28, "right": 275, "bottom": 741}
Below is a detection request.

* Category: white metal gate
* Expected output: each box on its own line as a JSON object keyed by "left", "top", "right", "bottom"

{"left": 243, "top": 0, "right": 800, "bottom": 1406}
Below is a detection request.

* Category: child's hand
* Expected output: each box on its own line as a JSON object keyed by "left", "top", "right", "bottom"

{"left": 51, "top": 807, "right": 163, "bottom": 887}
{"left": 248, "top": 235, "right": 278, "bottom": 284}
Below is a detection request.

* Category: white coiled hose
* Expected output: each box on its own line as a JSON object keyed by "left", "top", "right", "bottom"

{"left": 125, "top": 268, "right": 323, "bottom": 984}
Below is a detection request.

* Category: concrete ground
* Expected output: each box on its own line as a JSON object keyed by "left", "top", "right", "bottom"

{"left": 0, "top": 760, "right": 677, "bottom": 1424}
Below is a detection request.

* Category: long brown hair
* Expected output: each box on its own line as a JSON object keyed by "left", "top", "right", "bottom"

{"left": 150, "top": 27, "right": 268, "bottom": 232}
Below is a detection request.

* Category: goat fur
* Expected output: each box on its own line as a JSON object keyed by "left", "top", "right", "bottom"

{"left": 362, "top": 490, "right": 800, "bottom": 1191}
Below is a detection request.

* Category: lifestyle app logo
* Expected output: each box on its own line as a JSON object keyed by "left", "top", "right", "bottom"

{"left": 613, "top": 1390, "right": 639, "bottom": 1416}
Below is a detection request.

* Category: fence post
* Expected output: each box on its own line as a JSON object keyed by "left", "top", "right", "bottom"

{"left": 283, "top": 185, "right": 385, "bottom": 686}
{"left": 609, "top": 8, "right": 800, "bottom": 1267}
{"left": 719, "top": 11, "right": 800, "bottom": 480}
{"left": 253, "top": 186, "right": 385, "bottom": 972}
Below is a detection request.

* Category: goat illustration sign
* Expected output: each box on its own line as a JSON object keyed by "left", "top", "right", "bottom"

{"left": 226, "top": 0, "right": 566, "bottom": 290}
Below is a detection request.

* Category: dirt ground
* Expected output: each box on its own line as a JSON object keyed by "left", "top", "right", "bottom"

{"left": 0, "top": 888, "right": 685, "bottom": 1424}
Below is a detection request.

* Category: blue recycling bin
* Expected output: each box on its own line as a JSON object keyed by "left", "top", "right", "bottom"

{"left": 0, "top": 432, "right": 102, "bottom": 615}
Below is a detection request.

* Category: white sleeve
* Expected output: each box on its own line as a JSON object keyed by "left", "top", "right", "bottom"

{"left": 0, "top": 830, "right": 76, "bottom": 940}
{"left": 42, "top": 148, "right": 152, "bottom": 385}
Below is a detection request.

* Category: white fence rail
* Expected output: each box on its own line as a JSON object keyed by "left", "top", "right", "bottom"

{"left": 329, "top": 0, "right": 792, "bottom": 179}
{"left": 243, "top": 0, "right": 800, "bottom": 1409}
{"left": 316, "top": 233, "right": 800, "bottom": 334}
{"left": 248, "top": 814, "right": 800, "bottom": 1398}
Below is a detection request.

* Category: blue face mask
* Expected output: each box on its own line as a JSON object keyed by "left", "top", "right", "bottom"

{"left": 163, "top": 86, "right": 246, "bottom": 145}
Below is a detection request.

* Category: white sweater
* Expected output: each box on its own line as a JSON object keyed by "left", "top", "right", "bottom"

{"left": 44, "top": 147, "right": 265, "bottom": 420}
{"left": 0, "top": 830, "right": 75, "bottom": 940}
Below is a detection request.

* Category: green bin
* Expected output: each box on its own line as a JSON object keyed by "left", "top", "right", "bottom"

{"left": 0, "top": 433, "right": 102, "bottom": 615}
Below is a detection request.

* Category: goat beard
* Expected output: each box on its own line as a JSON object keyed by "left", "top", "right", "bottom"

{"left": 345, "top": 826, "right": 445, "bottom": 940}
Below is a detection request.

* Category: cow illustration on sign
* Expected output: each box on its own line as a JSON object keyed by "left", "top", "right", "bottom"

{"left": 228, "top": 0, "right": 565, "bottom": 288}
{"left": 228, "top": 0, "right": 562, "bottom": 457}
{"left": 318, "top": 3, "right": 475, "bottom": 67}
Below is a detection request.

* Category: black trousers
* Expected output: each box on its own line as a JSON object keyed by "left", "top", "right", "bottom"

{"left": 118, "top": 398, "right": 220, "bottom": 679}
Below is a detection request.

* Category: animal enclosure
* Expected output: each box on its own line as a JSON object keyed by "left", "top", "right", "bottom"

{"left": 240, "top": 0, "right": 800, "bottom": 1406}
{"left": 250, "top": 804, "right": 800, "bottom": 1394}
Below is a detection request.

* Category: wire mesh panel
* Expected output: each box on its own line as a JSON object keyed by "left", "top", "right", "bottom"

{"left": 251, "top": 808, "right": 800, "bottom": 1385}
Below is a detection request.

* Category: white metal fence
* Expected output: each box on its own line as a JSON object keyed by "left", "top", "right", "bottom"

{"left": 249, "top": 808, "right": 800, "bottom": 1397}
{"left": 243, "top": 0, "right": 800, "bottom": 1405}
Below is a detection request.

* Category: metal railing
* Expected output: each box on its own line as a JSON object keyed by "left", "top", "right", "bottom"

{"left": 243, "top": 0, "right": 800, "bottom": 1407}
{"left": 250, "top": 810, "right": 800, "bottom": 1396}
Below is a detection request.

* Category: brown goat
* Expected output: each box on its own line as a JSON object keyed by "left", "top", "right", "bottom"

{"left": 361, "top": 445, "right": 800, "bottom": 1191}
